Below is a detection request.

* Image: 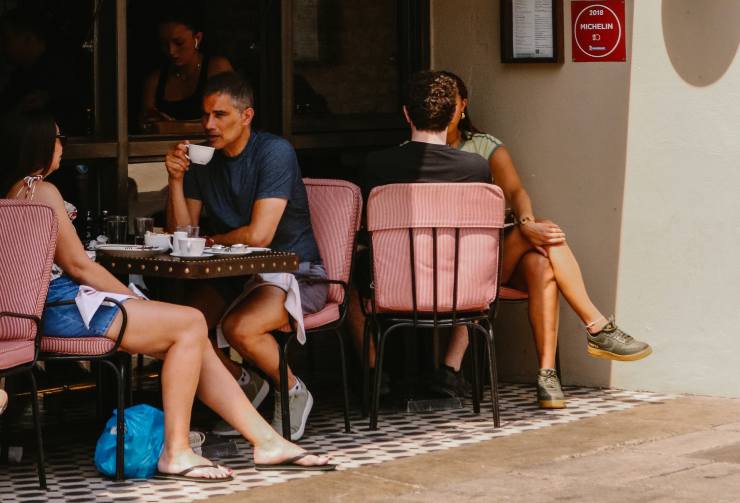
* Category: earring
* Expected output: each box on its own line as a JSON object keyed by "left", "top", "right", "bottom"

{"left": 194, "top": 40, "right": 199, "bottom": 49}
{"left": 461, "top": 112, "right": 466, "bottom": 119}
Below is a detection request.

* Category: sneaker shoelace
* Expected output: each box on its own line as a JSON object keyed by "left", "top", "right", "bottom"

{"left": 601, "top": 320, "right": 635, "bottom": 344}
{"left": 539, "top": 370, "right": 559, "bottom": 388}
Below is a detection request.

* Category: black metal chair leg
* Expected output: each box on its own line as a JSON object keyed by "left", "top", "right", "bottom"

{"left": 469, "top": 325, "right": 481, "bottom": 414}
{"left": 483, "top": 327, "right": 501, "bottom": 428}
{"left": 95, "top": 361, "right": 105, "bottom": 423}
{"left": 369, "top": 329, "right": 388, "bottom": 431}
{"left": 361, "top": 317, "right": 371, "bottom": 418}
{"left": 277, "top": 338, "right": 291, "bottom": 440}
{"left": 28, "top": 371, "right": 47, "bottom": 489}
{"left": 334, "top": 330, "right": 351, "bottom": 433}
{"left": 114, "top": 358, "right": 126, "bottom": 481}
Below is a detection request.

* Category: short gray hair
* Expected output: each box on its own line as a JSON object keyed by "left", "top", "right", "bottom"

{"left": 203, "top": 72, "right": 254, "bottom": 110}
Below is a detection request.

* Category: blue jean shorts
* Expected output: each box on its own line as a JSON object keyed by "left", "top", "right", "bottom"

{"left": 42, "top": 275, "right": 124, "bottom": 338}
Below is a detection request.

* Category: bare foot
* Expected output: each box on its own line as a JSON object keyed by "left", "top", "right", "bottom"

{"left": 158, "top": 448, "right": 233, "bottom": 480}
{"left": 253, "top": 437, "right": 331, "bottom": 467}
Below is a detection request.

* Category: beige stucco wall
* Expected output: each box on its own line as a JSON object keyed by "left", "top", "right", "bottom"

{"left": 612, "top": 1, "right": 740, "bottom": 396}
{"left": 432, "top": 0, "right": 740, "bottom": 396}
{"left": 432, "top": 0, "right": 633, "bottom": 387}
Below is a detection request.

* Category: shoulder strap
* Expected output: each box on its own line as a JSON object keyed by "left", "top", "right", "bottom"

{"left": 15, "top": 175, "right": 44, "bottom": 200}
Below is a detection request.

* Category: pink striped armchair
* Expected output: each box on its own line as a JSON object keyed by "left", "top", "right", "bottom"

{"left": 272, "top": 178, "right": 362, "bottom": 438}
{"left": 366, "top": 183, "right": 506, "bottom": 430}
{"left": 0, "top": 199, "right": 130, "bottom": 486}
{"left": 0, "top": 200, "right": 57, "bottom": 488}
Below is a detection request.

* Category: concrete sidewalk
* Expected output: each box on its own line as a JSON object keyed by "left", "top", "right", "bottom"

{"left": 209, "top": 395, "right": 740, "bottom": 502}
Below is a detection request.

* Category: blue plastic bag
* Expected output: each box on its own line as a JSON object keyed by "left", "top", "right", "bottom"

{"left": 94, "top": 404, "right": 165, "bottom": 479}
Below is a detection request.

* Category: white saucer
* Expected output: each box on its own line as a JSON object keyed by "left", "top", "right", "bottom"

{"left": 169, "top": 252, "right": 214, "bottom": 260}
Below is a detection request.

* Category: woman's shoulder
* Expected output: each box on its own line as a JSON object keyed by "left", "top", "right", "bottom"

{"left": 467, "top": 132, "right": 504, "bottom": 147}
{"left": 31, "top": 180, "right": 64, "bottom": 203}
{"left": 461, "top": 133, "right": 504, "bottom": 160}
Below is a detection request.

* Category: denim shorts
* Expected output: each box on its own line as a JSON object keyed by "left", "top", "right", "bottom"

{"left": 42, "top": 275, "right": 124, "bottom": 338}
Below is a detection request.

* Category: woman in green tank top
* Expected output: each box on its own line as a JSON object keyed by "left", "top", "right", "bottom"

{"left": 441, "top": 72, "right": 652, "bottom": 409}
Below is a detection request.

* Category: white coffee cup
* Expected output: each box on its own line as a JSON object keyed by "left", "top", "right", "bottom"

{"left": 177, "top": 237, "right": 206, "bottom": 257}
{"left": 187, "top": 144, "right": 215, "bottom": 165}
{"left": 144, "top": 231, "right": 173, "bottom": 250}
{"left": 172, "top": 231, "right": 188, "bottom": 254}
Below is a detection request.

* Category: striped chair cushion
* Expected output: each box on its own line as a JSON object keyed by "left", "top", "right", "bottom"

{"left": 278, "top": 302, "right": 341, "bottom": 333}
{"left": 40, "top": 336, "right": 115, "bottom": 356}
{"left": 499, "top": 287, "right": 529, "bottom": 301}
{"left": 0, "top": 340, "right": 35, "bottom": 370}
{"left": 367, "top": 183, "right": 505, "bottom": 313}
{"left": 0, "top": 201, "right": 58, "bottom": 343}
{"left": 304, "top": 179, "right": 362, "bottom": 304}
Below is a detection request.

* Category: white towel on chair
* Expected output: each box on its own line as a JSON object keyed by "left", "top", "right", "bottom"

{"left": 75, "top": 285, "right": 141, "bottom": 329}
{"left": 216, "top": 272, "right": 306, "bottom": 348}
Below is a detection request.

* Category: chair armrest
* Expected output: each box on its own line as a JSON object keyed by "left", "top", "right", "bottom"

{"left": 297, "top": 277, "right": 352, "bottom": 312}
{"left": 0, "top": 311, "right": 43, "bottom": 357}
{"left": 44, "top": 297, "right": 128, "bottom": 357}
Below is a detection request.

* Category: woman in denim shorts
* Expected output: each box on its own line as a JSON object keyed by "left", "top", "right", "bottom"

{"left": 1, "top": 109, "right": 333, "bottom": 480}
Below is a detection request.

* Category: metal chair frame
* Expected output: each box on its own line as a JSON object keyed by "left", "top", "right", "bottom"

{"left": 366, "top": 226, "right": 505, "bottom": 430}
{"left": 39, "top": 298, "right": 129, "bottom": 480}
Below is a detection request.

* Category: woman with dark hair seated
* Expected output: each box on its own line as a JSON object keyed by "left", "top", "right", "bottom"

{"left": 441, "top": 71, "right": 652, "bottom": 409}
{"left": 141, "top": 9, "right": 232, "bottom": 125}
{"left": 1, "top": 109, "right": 334, "bottom": 480}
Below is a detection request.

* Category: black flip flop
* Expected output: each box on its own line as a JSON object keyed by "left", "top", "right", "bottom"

{"left": 155, "top": 463, "right": 234, "bottom": 483}
{"left": 255, "top": 453, "right": 336, "bottom": 472}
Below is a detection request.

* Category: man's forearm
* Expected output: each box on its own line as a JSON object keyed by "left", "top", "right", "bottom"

{"left": 211, "top": 226, "right": 259, "bottom": 246}
{"left": 166, "top": 181, "right": 193, "bottom": 232}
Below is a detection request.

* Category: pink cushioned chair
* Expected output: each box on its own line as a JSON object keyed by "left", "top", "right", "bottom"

{"left": 272, "top": 179, "right": 362, "bottom": 439}
{"left": 366, "top": 183, "right": 506, "bottom": 430}
{"left": 0, "top": 200, "right": 130, "bottom": 485}
{"left": 0, "top": 200, "right": 56, "bottom": 489}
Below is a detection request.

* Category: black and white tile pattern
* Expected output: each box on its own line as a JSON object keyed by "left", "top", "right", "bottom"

{"left": 0, "top": 384, "right": 672, "bottom": 502}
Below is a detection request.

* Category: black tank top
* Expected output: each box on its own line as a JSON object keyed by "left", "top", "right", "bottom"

{"left": 154, "top": 54, "right": 210, "bottom": 120}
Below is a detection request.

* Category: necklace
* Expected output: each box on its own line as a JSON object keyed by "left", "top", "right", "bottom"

{"left": 174, "top": 61, "right": 202, "bottom": 81}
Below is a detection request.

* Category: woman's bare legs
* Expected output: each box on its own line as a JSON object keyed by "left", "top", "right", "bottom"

{"left": 509, "top": 252, "right": 560, "bottom": 369}
{"left": 106, "top": 300, "right": 230, "bottom": 479}
{"left": 107, "top": 300, "right": 330, "bottom": 470}
{"left": 195, "top": 342, "right": 330, "bottom": 466}
{"left": 503, "top": 222, "right": 606, "bottom": 332}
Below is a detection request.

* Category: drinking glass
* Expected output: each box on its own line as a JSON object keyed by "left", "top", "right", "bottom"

{"left": 105, "top": 216, "right": 128, "bottom": 244}
{"left": 176, "top": 224, "right": 200, "bottom": 237}
{"left": 134, "top": 217, "right": 154, "bottom": 245}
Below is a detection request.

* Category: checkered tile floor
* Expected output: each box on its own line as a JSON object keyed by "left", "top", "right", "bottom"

{"left": 0, "top": 384, "right": 672, "bottom": 502}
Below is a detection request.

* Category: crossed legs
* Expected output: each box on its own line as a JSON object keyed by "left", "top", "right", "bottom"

{"left": 107, "top": 299, "right": 328, "bottom": 479}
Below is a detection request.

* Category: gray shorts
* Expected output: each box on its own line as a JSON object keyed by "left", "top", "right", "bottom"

{"left": 294, "top": 262, "right": 329, "bottom": 314}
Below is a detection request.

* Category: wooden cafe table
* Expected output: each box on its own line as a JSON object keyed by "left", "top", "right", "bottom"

{"left": 95, "top": 249, "right": 299, "bottom": 396}
{"left": 96, "top": 249, "right": 299, "bottom": 279}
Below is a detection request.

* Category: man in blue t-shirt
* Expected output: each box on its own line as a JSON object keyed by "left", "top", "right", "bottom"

{"left": 165, "top": 72, "right": 324, "bottom": 441}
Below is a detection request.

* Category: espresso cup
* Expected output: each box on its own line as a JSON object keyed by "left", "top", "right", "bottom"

{"left": 172, "top": 231, "right": 188, "bottom": 254}
{"left": 177, "top": 237, "right": 206, "bottom": 257}
{"left": 144, "top": 231, "right": 173, "bottom": 250}
{"left": 187, "top": 144, "right": 215, "bottom": 165}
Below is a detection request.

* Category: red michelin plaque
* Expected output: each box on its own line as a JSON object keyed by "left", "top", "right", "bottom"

{"left": 571, "top": 1, "right": 626, "bottom": 62}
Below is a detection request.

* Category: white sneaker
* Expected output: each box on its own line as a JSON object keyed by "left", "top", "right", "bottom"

{"left": 212, "top": 368, "right": 270, "bottom": 437}
{"left": 271, "top": 379, "right": 313, "bottom": 441}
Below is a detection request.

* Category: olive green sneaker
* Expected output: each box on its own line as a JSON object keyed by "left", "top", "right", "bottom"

{"left": 537, "top": 368, "right": 565, "bottom": 409}
{"left": 587, "top": 319, "right": 652, "bottom": 361}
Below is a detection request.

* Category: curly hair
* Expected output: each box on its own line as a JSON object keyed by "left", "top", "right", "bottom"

{"left": 404, "top": 71, "right": 457, "bottom": 132}
{"left": 439, "top": 70, "right": 482, "bottom": 140}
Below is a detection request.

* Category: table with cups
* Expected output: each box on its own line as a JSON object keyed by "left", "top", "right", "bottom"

{"left": 95, "top": 230, "right": 299, "bottom": 280}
